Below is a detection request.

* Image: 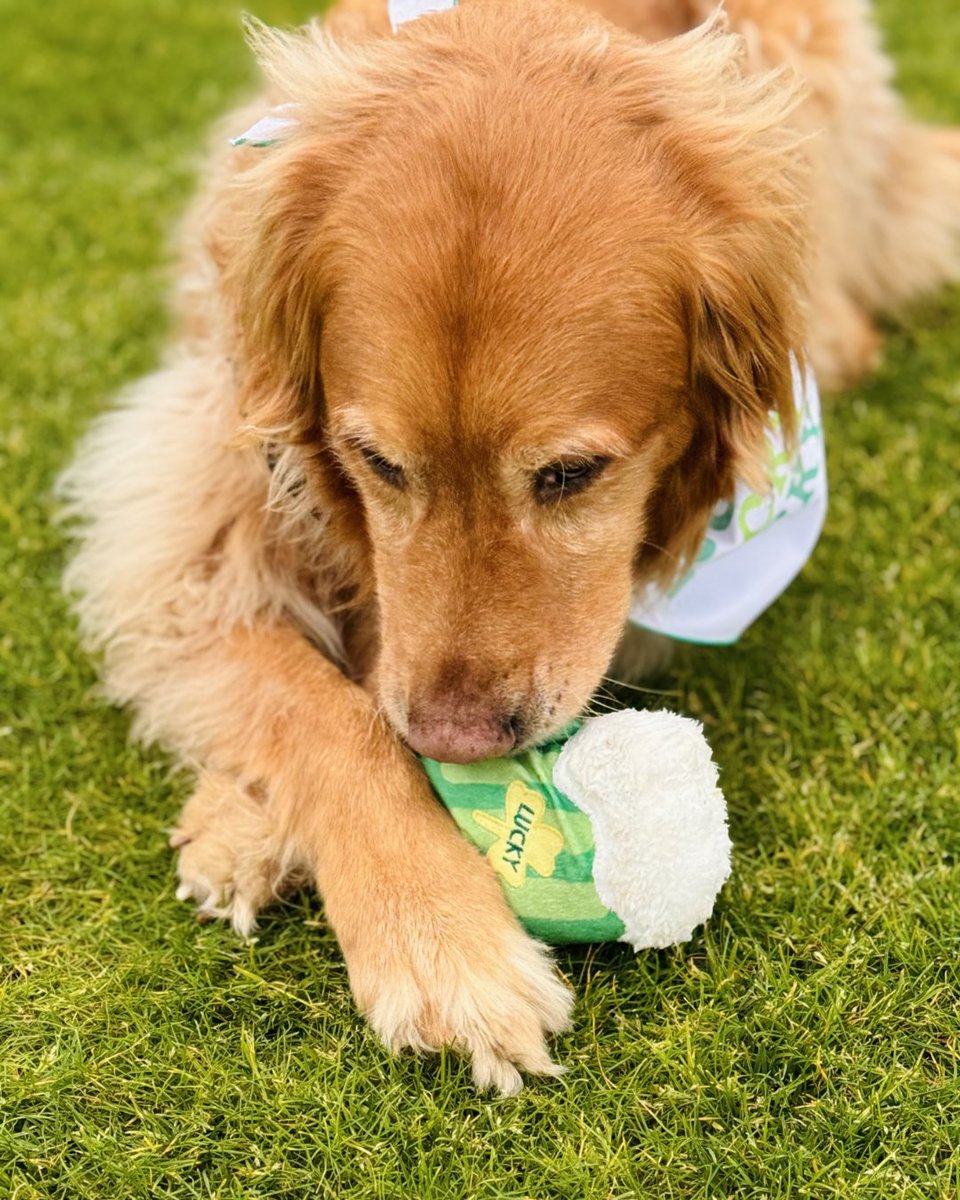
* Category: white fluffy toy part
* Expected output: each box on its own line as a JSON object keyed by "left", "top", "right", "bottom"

{"left": 552, "top": 709, "right": 733, "bottom": 950}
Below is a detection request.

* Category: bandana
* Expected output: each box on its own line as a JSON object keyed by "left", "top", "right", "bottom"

{"left": 230, "top": 102, "right": 300, "bottom": 148}
{"left": 630, "top": 358, "right": 827, "bottom": 645}
{"left": 230, "top": 0, "right": 460, "bottom": 148}
{"left": 388, "top": 0, "right": 458, "bottom": 31}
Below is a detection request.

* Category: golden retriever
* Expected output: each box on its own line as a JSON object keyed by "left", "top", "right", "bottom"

{"left": 60, "top": 0, "right": 959, "bottom": 1093}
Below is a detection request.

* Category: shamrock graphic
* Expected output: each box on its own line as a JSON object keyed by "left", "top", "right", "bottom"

{"left": 472, "top": 781, "right": 565, "bottom": 888}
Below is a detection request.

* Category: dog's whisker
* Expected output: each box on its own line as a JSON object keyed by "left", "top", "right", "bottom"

{"left": 637, "top": 538, "right": 683, "bottom": 566}
{"left": 581, "top": 696, "right": 620, "bottom": 718}
{"left": 600, "top": 674, "right": 680, "bottom": 698}
{"left": 364, "top": 699, "right": 389, "bottom": 748}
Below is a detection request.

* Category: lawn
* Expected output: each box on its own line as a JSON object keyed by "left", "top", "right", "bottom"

{"left": 1, "top": 0, "right": 958, "bottom": 1196}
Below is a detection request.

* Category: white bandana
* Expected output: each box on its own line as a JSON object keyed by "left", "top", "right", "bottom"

{"left": 630, "top": 358, "right": 827, "bottom": 645}
{"left": 230, "top": 102, "right": 300, "bottom": 148}
{"left": 230, "top": 0, "right": 459, "bottom": 147}
{"left": 388, "top": 0, "right": 458, "bottom": 32}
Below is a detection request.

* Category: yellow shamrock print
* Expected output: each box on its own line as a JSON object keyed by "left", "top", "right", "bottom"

{"left": 472, "top": 781, "right": 564, "bottom": 888}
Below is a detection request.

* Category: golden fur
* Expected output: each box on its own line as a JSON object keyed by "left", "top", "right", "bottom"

{"left": 60, "top": 0, "right": 959, "bottom": 1092}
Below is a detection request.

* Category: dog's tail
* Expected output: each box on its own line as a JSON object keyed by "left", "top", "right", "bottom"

{"left": 852, "top": 118, "right": 960, "bottom": 312}
{"left": 699, "top": 0, "right": 959, "bottom": 382}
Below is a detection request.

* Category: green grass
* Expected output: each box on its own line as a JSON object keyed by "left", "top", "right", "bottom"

{"left": 2, "top": 0, "right": 959, "bottom": 1196}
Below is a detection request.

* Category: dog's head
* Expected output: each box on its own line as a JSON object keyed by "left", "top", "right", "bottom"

{"left": 231, "top": 4, "right": 808, "bottom": 761}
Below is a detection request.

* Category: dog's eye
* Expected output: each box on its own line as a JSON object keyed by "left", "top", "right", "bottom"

{"left": 533, "top": 457, "right": 609, "bottom": 503}
{"left": 360, "top": 447, "right": 405, "bottom": 488}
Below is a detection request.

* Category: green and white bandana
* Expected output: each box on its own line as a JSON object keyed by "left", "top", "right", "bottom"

{"left": 631, "top": 358, "right": 827, "bottom": 645}
{"left": 388, "top": 0, "right": 458, "bottom": 31}
{"left": 230, "top": 103, "right": 300, "bottom": 148}
{"left": 230, "top": 0, "right": 459, "bottom": 147}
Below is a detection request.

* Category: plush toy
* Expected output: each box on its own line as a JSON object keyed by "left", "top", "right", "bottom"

{"left": 421, "top": 709, "right": 732, "bottom": 950}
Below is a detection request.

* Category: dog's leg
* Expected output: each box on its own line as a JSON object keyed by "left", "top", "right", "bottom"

{"left": 610, "top": 623, "right": 675, "bottom": 684}
{"left": 170, "top": 770, "right": 308, "bottom": 936}
{"left": 167, "top": 621, "right": 573, "bottom": 1094}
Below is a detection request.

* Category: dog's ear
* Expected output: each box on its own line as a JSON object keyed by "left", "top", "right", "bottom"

{"left": 606, "top": 17, "right": 810, "bottom": 578}
{"left": 224, "top": 18, "right": 402, "bottom": 444}
{"left": 640, "top": 250, "right": 805, "bottom": 578}
{"left": 231, "top": 144, "right": 338, "bottom": 444}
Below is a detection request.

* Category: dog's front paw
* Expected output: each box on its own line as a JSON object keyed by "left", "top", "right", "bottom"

{"left": 342, "top": 885, "right": 574, "bottom": 1096}
{"left": 169, "top": 772, "right": 304, "bottom": 936}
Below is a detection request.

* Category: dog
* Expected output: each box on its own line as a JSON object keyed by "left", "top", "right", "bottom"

{"left": 59, "top": 0, "right": 959, "bottom": 1093}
